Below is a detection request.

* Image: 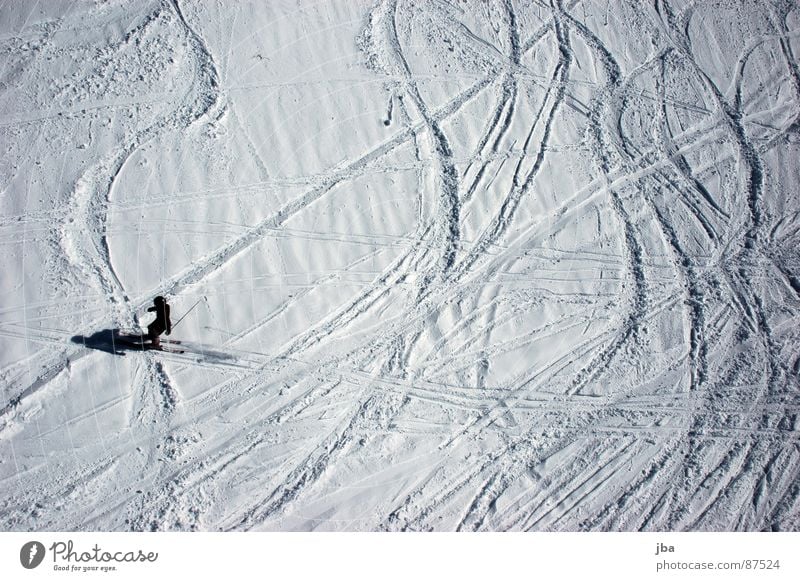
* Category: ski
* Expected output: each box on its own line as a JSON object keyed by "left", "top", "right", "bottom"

{"left": 154, "top": 345, "right": 185, "bottom": 354}
{"left": 116, "top": 332, "right": 180, "bottom": 345}
{"left": 129, "top": 342, "right": 185, "bottom": 355}
{"left": 113, "top": 333, "right": 185, "bottom": 354}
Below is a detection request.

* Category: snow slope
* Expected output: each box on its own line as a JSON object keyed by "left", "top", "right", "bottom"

{"left": 1, "top": 0, "right": 799, "bottom": 531}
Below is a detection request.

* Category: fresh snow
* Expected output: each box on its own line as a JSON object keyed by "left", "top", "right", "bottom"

{"left": 1, "top": 0, "right": 799, "bottom": 531}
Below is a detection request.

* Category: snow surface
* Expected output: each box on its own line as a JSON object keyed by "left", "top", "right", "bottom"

{"left": 1, "top": 0, "right": 800, "bottom": 532}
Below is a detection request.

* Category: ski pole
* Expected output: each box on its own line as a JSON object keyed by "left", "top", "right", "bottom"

{"left": 172, "top": 297, "right": 204, "bottom": 331}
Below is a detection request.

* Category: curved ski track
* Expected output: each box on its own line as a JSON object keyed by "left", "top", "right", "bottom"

{"left": 1, "top": 0, "right": 799, "bottom": 532}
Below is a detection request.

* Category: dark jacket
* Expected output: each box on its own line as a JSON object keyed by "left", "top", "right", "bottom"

{"left": 147, "top": 303, "right": 171, "bottom": 336}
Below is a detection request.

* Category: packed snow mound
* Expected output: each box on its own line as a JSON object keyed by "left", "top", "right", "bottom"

{"left": 1, "top": 0, "right": 799, "bottom": 531}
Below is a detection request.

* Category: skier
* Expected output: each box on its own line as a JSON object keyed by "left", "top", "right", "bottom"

{"left": 146, "top": 296, "right": 172, "bottom": 348}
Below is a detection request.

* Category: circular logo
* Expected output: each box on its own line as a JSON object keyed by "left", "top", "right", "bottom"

{"left": 20, "top": 541, "right": 46, "bottom": 569}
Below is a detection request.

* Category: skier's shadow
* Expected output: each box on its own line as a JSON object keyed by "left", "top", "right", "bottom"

{"left": 70, "top": 328, "right": 147, "bottom": 356}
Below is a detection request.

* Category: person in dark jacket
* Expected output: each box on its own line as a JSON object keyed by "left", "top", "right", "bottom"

{"left": 146, "top": 296, "right": 172, "bottom": 348}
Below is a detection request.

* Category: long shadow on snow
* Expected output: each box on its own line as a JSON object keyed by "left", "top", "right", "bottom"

{"left": 71, "top": 329, "right": 240, "bottom": 366}
{"left": 70, "top": 328, "right": 151, "bottom": 356}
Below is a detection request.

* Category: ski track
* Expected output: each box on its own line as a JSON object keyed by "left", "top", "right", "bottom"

{"left": 1, "top": 0, "right": 799, "bottom": 532}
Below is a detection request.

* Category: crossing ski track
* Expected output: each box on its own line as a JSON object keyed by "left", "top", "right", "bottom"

{"left": 1, "top": 0, "right": 799, "bottom": 532}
